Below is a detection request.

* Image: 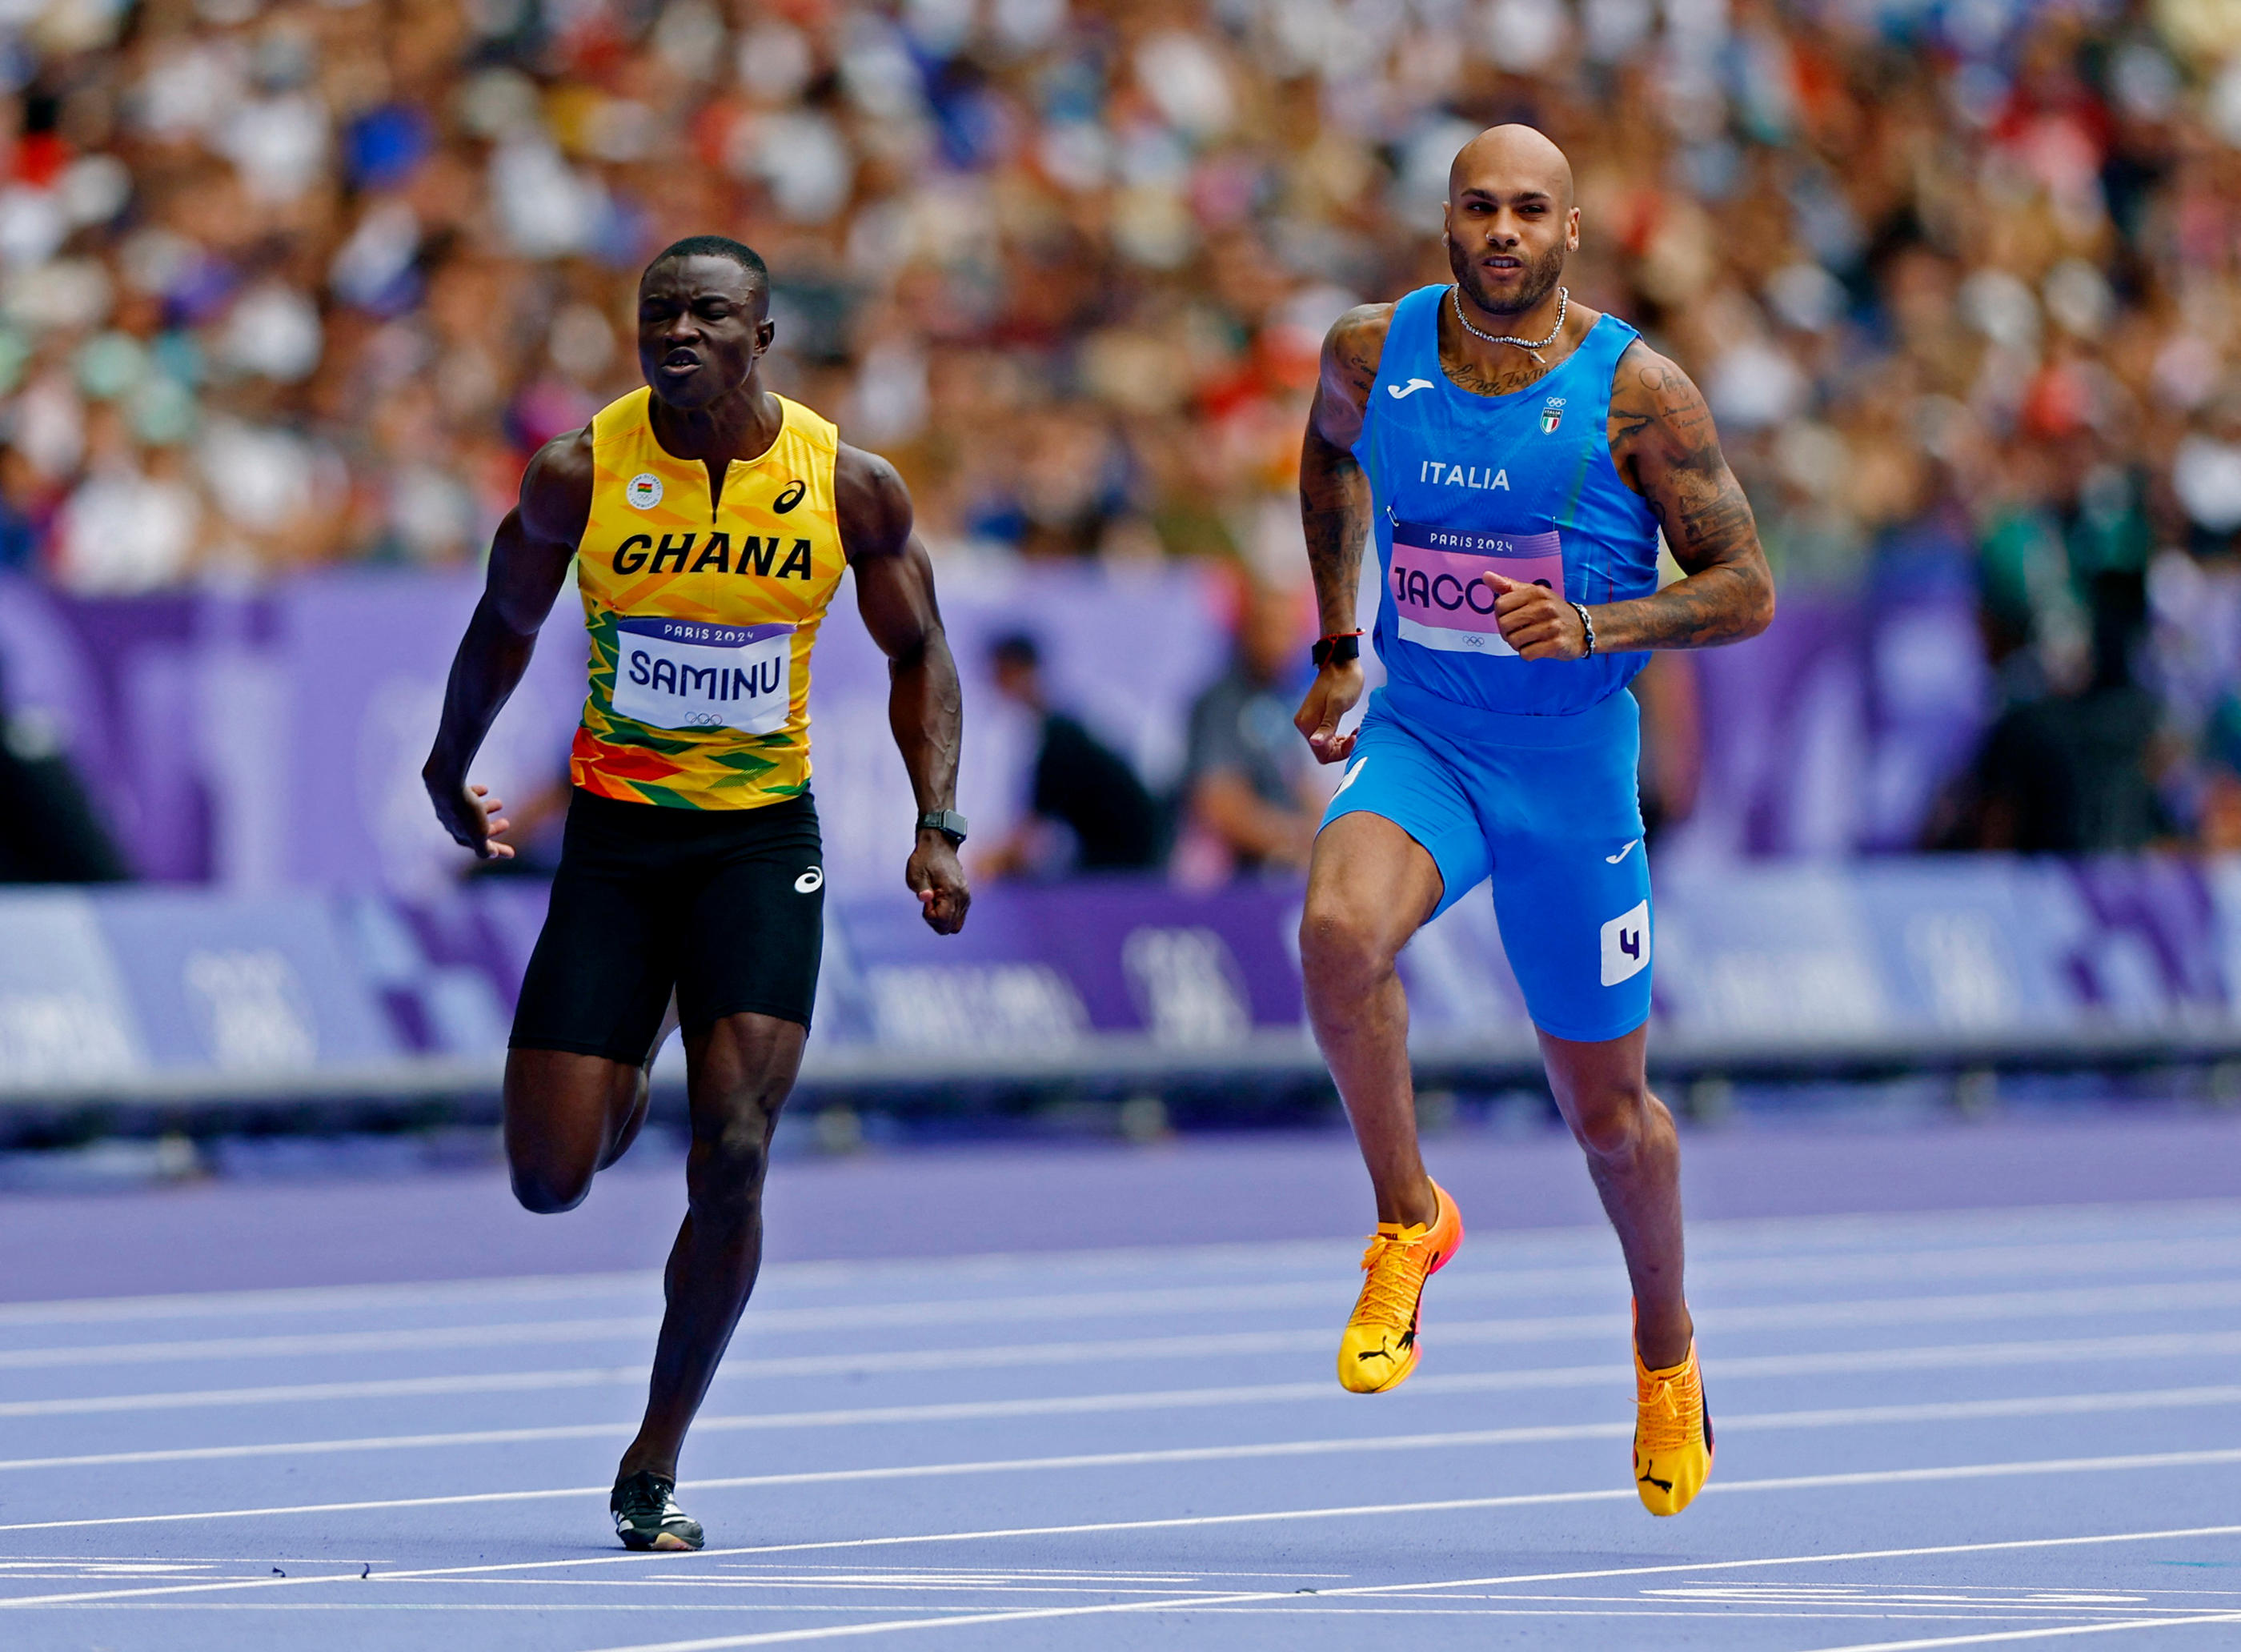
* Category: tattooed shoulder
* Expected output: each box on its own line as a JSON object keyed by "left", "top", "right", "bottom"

{"left": 1608, "top": 341, "right": 1724, "bottom": 483}
{"left": 1323, "top": 304, "right": 1394, "bottom": 403}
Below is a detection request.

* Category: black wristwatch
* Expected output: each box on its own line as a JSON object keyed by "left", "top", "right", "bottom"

{"left": 917, "top": 808, "right": 968, "bottom": 845}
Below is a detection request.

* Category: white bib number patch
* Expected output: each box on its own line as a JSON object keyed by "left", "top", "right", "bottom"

{"left": 1600, "top": 900, "right": 1650, "bottom": 986}
{"left": 611, "top": 616, "right": 793, "bottom": 735}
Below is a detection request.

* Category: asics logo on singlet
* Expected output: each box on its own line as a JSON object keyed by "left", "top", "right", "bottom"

{"left": 772, "top": 479, "right": 807, "bottom": 513}
{"left": 1386, "top": 378, "right": 1434, "bottom": 399}
{"left": 794, "top": 868, "right": 824, "bottom": 893}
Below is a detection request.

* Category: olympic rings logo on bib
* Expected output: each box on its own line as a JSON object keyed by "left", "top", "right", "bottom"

{"left": 626, "top": 473, "right": 663, "bottom": 510}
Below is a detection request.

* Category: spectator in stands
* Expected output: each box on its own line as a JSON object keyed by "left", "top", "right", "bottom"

{"left": 1957, "top": 571, "right": 2169, "bottom": 853}
{"left": 2195, "top": 696, "right": 2241, "bottom": 854}
{"left": 14, "top": 0, "right": 2241, "bottom": 857}
{"left": 978, "top": 632, "right": 1163, "bottom": 877}
{"left": 1181, "top": 582, "right": 1321, "bottom": 876}
{"left": 0, "top": 658, "right": 129, "bottom": 883}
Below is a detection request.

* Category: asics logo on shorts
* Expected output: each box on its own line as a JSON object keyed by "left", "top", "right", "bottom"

{"left": 794, "top": 868, "right": 824, "bottom": 893}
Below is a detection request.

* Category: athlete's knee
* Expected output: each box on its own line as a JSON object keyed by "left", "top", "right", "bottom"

{"left": 686, "top": 1104, "right": 776, "bottom": 1214}
{"left": 1299, "top": 891, "right": 1401, "bottom": 990}
{"left": 1568, "top": 1081, "right": 1662, "bottom": 1162}
{"left": 511, "top": 1157, "right": 595, "bottom": 1215}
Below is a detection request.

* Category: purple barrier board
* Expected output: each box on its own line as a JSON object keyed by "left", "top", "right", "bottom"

{"left": 7, "top": 858, "right": 2241, "bottom": 1097}
{"left": 821, "top": 880, "right": 1309, "bottom": 1052}
{"left": 1, "top": 563, "right": 1234, "bottom": 899}
{"left": 92, "top": 890, "right": 400, "bottom": 1072}
{"left": 5, "top": 564, "right": 1994, "bottom": 895}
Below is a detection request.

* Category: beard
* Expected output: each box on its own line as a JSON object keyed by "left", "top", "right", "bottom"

{"left": 1448, "top": 236, "right": 1566, "bottom": 319}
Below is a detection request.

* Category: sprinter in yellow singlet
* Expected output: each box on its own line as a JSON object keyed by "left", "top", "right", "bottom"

{"left": 423, "top": 235, "right": 969, "bottom": 1551}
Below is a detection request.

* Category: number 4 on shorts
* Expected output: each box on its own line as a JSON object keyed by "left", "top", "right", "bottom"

{"left": 1601, "top": 901, "right": 1650, "bottom": 986}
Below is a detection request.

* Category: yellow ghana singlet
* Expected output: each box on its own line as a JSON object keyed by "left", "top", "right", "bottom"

{"left": 570, "top": 387, "right": 845, "bottom": 810}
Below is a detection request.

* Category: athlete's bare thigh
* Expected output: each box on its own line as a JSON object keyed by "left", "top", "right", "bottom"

{"left": 1304, "top": 811, "right": 1444, "bottom": 960}
{"left": 504, "top": 1049, "right": 651, "bottom": 1213}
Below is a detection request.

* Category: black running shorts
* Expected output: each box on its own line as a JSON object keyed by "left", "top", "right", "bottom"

{"left": 509, "top": 788, "right": 824, "bottom": 1065}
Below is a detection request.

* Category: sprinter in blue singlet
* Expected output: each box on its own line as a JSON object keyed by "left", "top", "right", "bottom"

{"left": 1290, "top": 126, "right": 1774, "bottom": 1518}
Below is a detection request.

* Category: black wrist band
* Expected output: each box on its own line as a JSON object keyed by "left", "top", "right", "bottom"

{"left": 917, "top": 808, "right": 968, "bottom": 845}
{"left": 1311, "top": 632, "right": 1361, "bottom": 669}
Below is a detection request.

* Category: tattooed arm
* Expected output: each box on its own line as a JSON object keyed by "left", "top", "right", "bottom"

{"left": 1293, "top": 303, "right": 1390, "bottom": 764}
{"left": 1484, "top": 341, "right": 1775, "bottom": 660}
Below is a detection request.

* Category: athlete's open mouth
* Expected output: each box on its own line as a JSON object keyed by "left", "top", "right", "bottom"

{"left": 659, "top": 350, "right": 701, "bottom": 373}
{"left": 1482, "top": 255, "right": 1524, "bottom": 272}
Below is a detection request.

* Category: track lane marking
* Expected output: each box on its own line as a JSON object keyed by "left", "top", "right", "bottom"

{"left": 6, "top": 1421, "right": 2241, "bottom": 1537}
{"left": 18, "top": 1325, "right": 2241, "bottom": 1421}
{"left": 9, "top": 1501, "right": 2239, "bottom": 1615}
{"left": 6, "top": 1195, "right": 2237, "bottom": 1329}
{"left": 1795, "top": 1613, "right": 2241, "bottom": 1649}
{"left": 11, "top": 1229, "right": 2241, "bottom": 1334}
{"left": 9, "top": 1377, "right": 2241, "bottom": 1476}
{"left": 19, "top": 1277, "right": 2241, "bottom": 1372}
{"left": 568, "top": 1526, "right": 2241, "bottom": 1651}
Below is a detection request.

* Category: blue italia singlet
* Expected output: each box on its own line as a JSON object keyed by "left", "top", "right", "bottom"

{"left": 1355, "top": 283, "right": 1661, "bottom": 720}
{"left": 1323, "top": 285, "right": 1664, "bottom": 1043}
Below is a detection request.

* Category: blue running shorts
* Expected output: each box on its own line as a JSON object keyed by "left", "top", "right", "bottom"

{"left": 1320, "top": 681, "right": 1652, "bottom": 1044}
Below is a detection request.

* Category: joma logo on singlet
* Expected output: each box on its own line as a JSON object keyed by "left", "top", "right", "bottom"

{"left": 1417, "top": 461, "right": 1509, "bottom": 491}
{"left": 613, "top": 533, "right": 814, "bottom": 579}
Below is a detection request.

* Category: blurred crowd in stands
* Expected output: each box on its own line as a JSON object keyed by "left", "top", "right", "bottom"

{"left": 5, "top": 0, "right": 2241, "bottom": 860}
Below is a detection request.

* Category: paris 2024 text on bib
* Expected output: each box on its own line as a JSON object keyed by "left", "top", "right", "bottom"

{"left": 611, "top": 616, "right": 795, "bottom": 735}
{"left": 1389, "top": 519, "right": 1565, "bottom": 658}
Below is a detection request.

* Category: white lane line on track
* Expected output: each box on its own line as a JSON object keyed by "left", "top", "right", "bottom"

{"left": 566, "top": 1530, "right": 2241, "bottom": 1652}
{"left": 531, "top": 1529, "right": 2241, "bottom": 1652}
{"left": 8, "top": 1197, "right": 2240, "bottom": 1328}
{"left": 0, "top": 1366, "right": 641, "bottom": 1418}
{"left": 18, "top": 1325, "right": 2241, "bottom": 1422}
{"left": 21, "top": 1276, "right": 2241, "bottom": 1372}
{"left": 10, "top": 1373, "right": 2241, "bottom": 1476}
{"left": 1797, "top": 1614, "right": 2241, "bottom": 1650}
{"left": 9, "top": 1503, "right": 2239, "bottom": 1616}
{"left": 15, "top": 1229, "right": 2241, "bottom": 1336}
{"left": 6, "top": 1401, "right": 2241, "bottom": 1534}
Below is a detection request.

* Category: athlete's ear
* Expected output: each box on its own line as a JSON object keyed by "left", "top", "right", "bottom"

{"left": 755, "top": 316, "right": 775, "bottom": 355}
{"left": 1566, "top": 206, "right": 1580, "bottom": 252}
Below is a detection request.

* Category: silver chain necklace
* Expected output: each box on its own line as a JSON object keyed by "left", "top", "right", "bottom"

{"left": 1451, "top": 283, "right": 1567, "bottom": 364}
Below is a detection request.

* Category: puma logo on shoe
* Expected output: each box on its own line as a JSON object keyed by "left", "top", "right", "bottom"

{"left": 1357, "top": 1328, "right": 1417, "bottom": 1363}
{"left": 1638, "top": 1466, "right": 1673, "bottom": 1493}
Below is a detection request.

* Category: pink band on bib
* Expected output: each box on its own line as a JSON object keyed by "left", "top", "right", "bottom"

{"left": 1389, "top": 523, "right": 1564, "bottom": 656}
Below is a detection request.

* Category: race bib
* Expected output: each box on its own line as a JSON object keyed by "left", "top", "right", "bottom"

{"left": 1389, "top": 520, "right": 1564, "bottom": 657}
{"left": 611, "top": 616, "right": 793, "bottom": 734}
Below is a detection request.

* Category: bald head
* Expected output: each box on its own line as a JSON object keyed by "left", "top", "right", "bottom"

{"left": 1450, "top": 124, "right": 1574, "bottom": 213}
{"left": 1444, "top": 125, "right": 1579, "bottom": 321}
